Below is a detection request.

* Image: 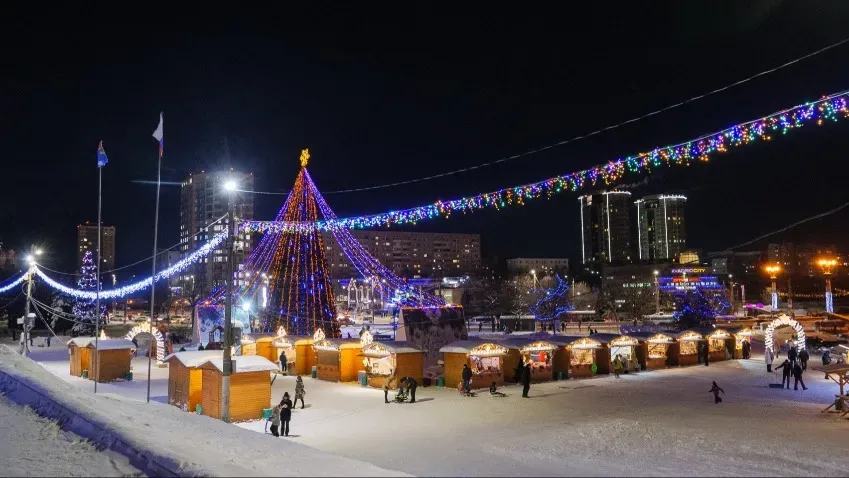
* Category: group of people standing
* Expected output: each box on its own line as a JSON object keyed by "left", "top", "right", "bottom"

{"left": 767, "top": 343, "right": 809, "bottom": 391}
{"left": 382, "top": 370, "right": 418, "bottom": 403}
{"left": 270, "top": 376, "right": 306, "bottom": 437}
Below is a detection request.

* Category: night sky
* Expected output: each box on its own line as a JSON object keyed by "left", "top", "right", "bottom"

{"left": 3, "top": 1, "right": 849, "bottom": 279}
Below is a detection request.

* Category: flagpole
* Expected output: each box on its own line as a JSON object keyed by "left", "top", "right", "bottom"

{"left": 146, "top": 146, "right": 162, "bottom": 403}
{"left": 94, "top": 166, "right": 102, "bottom": 394}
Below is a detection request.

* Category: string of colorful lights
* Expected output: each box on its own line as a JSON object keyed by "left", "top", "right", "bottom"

{"left": 243, "top": 90, "right": 849, "bottom": 233}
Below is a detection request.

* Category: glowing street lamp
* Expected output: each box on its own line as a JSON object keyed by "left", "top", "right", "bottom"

{"left": 764, "top": 264, "right": 781, "bottom": 311}
{"left": 818, "top": 258, "right": 838, "bottom": 313}
{"left": 221, "top": 178, "right": 238, "bottom": 423}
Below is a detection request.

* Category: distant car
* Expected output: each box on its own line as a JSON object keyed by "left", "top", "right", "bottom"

{"left": 337, "top": 317, "right": 355, "bottom": 326}
{"left": 134, "top": 315, "right": 151, "bottom": 323}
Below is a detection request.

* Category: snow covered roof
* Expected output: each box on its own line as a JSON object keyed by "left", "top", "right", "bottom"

{"left": 439, "top": 339, "right": 485, "bottom": 354}
{"left": 315, "top": 339, "right": 361, "bottom": 351}
{"left": 163, "top": 350, "right": 222, "bottom": 368}
{"left": 198, "top": 355, "right": 278, "bottom": 374}
{"left": 671, "top": 330, "right": 705, "bottom": 340}
{"left": 243, "top": 333, "right": 275, "bottom": 343}
{"left": 547, "top": 335, "right": 583, "bottom": 346}
{"left": 590, "top": 333, "right": 640, "bottom": 346}
{"left": 567, "top": 337, "right": 603, "bottom": 349}
{"left": 85, "top": 339, "right": 136, "bottom": 351}
{"left": 67, "top": 337, "right": 95, "bottom": 348}
{"left": 361, "top": 341, "right": 422, "bottom": 356}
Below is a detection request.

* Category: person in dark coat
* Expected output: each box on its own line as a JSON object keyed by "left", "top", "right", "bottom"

{"left": 703, "top": 342, "right": 710, "bottom": 367}
{"left": 270, "top": 401, "right": 282, "bottom": 437}
{"left": 741, "top": 340, "right": 750, "bottom": 360}
{"left": 788, "top": 345, "right": 798, "bottom": 365}
{"left": 799, "top": 348, "right": 809, "bottom": 371}
{"left": 294, "top": 375, "right": 306, "bottom": 409}
{"left": 709, "top": 381, "right": 724, "bottom": 404}
{"left": 280, "top": 393, "right": 293, "bottom": 437}
{"left": 403, "top": 376, "right": 418, "bottom": 403}
{"left": 279, "top": 350, "right": 288, "bottom": 373}
{"left": 792, "top": 361, "right": 807, "bottom": 391}
{"left": 775, "top": 359, "right": 792, "bottom": 389}
{"left": 384, "top": 369, "right": 395, "bottom": 404}
{"left": 461, "top": 364, "right": 473, "bottom": 393}
{"left": 513, "top": 358, "right": 524, "bottom": 383}
{"left": 521, "top": 363, "right": 531, "bottom": 398}
{"left": 478, "top": 322, "right": 483, "bottom": 333}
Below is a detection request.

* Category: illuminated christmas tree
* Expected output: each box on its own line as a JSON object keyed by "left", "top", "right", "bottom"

{"left": 266, "top": 149, "right": 339, "bottom": 337}
{"left": 71, "top": 251, "right": 105, "bottom": 335}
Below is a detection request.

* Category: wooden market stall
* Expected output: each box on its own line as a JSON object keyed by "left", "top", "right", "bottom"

{"left": 592, "top": 333, "right": 640, "bottom": 373}
{"left": 198, "top": 355, "right": 278, "bottom": 422}
{"left": 67, "top": 337, "right": 94, "bottom": 377}
{"left": 519, "top": 340, "right": 558, "bottom": 382}
{"left": 566, "top": 337, "right": 609, "bottom": 378}
{"left": 164, "top": 350, "right": 222, "bottom": 412}
{"left": 672, "top": 330, "right": 704, "bottom": 366}
{"left": 706, "top": 328, "right": 735, "bottom": 362}
{"left": 361, "top": 341, "right": 424, "bottom": 389}
{"left": 253, "top": 327, "right": 293, "bottom": 363}
{"left": 631, "top": 332, "right": 677, "bottom": 369}
{"left": 500, "top": 337, "right": 530, "bottom": 383}
{"left": 313, "top": 338, "right": 363, "bottom": 382}
{"left": 733, "top": 327, "right": 754, "bottom": 359}
{"left": 85, "top": 339, "right": 136, "bottom": 383}
{"left": 440, "top": 340, "right": 508, "bottom": 389}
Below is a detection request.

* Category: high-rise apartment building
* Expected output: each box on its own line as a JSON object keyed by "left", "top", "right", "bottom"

{"left": 322, "top": 230, "right": 482, "bottom": 279}
{"left": 179, "top": 170, "right": 255, "bottom": 294}
{"left": 768, "top": 242, "right": 841, "bottom": 277}
{"left": 634, "top": 194, "right": 687, "bottom": 262}
{"left": 77, "top": 221, "right": 116, "bottom": 271}
{"left": 506, "top": 258, "right": 569, "bottom": 275}
{"left": 579, "top": 191, "right": 632, "bottom": 267}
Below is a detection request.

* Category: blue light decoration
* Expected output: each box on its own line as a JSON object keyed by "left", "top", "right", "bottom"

{"left": 825, "top": 291, "right": 834, "bottom": 314}
{"left": 673, "top": 288, "right": 731, "bottom": 328}
{"left": 0, "top": 273, "right": 26, "bottom": 294}
{"left": 529, "top": 274, "right": 575, "bottom": 321}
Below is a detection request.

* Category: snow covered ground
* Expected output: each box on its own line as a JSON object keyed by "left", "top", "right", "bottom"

{"left": 17, "top": 338, "right": 849, "bottom": 477}
{"left": 0, "top": 393, "right": 142, "bottom": 477}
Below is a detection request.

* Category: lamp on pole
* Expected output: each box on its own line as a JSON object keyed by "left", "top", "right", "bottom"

{"left": 530, "top": 269, "right": 538, "bottom": 289}
{"left": 653, "top": 270, "right": 660, "bottom": 314}
{"left": 817, "top": 258, "right": 837, "bottom": 314}
{"left": 764, "top": 264, "right": 781, "bottom": 312}
{"left": 221, "top": 179, "right": 238, "bottom": 422}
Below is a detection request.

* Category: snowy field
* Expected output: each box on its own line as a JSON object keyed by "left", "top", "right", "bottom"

{"left": 16, "top": 339, "right": 849, "bottom": 477}
{"left": 0, "top": 393, "right": 142, "bottom": 477}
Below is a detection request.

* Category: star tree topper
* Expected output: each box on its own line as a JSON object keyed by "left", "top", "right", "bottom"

{"left": 300, "top": 148, "right": 310, "bottom": 168}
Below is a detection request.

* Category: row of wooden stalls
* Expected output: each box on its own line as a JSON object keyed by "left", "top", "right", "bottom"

{"left": 436, "top": 327, "right": 755, "bottom": 388}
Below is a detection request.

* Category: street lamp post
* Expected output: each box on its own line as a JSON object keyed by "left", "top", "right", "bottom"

{"left": 530, "top": 269, "right": 538, "bottom": 289}
{"left": 818, "top": 258, "right": 837, "bottom": 314}
{"left": 764, "top": 264, "right": 781, "bottom": 312}
{"left": 728, "top": 274, "right": 734, "bottom": 314}
{"left": 22, "top": 247, "right": 42, "bottom": 356}
{"left": 653, "top": 270, "right": 660, "bottom": 314}
{"left": 222, "top": 179, "right": 238, "bottom": 422}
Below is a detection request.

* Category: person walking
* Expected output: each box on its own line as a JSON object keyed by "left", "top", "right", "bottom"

{"left": 521, "top": 363, "right": 531, "bottom": 398}
{"left": 478, "top": 321, "right": 483, "bottom": 333}
{"left": 792, "top": 361, "right": 807, "bottom": 391}
{"left": 613, "top": 354, "right": 623, "bottom": 379}
{"left": 404, "top": 376, "right": 418, "bottom": 403}
{"left": 461, "top": 364, "right": 473, "bottom": 394}
{"left": 709, "top": 381, "right": 725, "bottom": 404}
{"left": 702, "top": 342, "right": 710, "bottom": 367}
{"left": 775, "top": 359, "right": 792, "bottom": 389}
{"left": 741, "top": 340, "right": 750, "bottom": 360}
{"left": 270, "top": 401, "right": 282, "bottom": 437}
{"left": 280, "top": 393, "right": 293, "bottom": 437}
{"left": 799, "top": 348, "right": 809, "bottom": 371}
{"left": 765, "top": 346, "right": 774, "bottom": 372}
{"left": 384, "top": 369, "right": 395, "bottom": 403}
{"left": 279, "top": 350, "right": 288, "bottom": 374}
{"left": 294, "top": 375, "right": 306, "bottom": 409}
{"left": 46, "top": 335, "right": 51, "bottom": 347}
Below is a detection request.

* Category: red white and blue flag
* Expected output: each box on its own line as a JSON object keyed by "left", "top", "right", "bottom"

{"left": 96, "top": 140, "right": 109, "bottom": 168}
{"left": 152, "top": 112, "right": 163, "bottom": 158}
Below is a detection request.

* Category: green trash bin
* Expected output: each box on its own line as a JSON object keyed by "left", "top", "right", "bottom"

{"left": 262, "top": 408, "right": 273, "bottom": 420}
{"left": 556, "top": 371, "right": 564, "bottom": 381}
{"left": 311, "top": 365, "right": 317, "bottom": 379}
{"left": 195, "top": 404, "right": 203, "bottom": 415}
{"left": 81, "top": 370, "right": 88, "bottom": 379}
{"left": 125, "top": 372, "right": 133, "bottom": 381}
{"left": 436, "top": 376, "right": 445, "bottom": 388}
{"left": 358, "top": 371, "right": 368, "bottom": 387}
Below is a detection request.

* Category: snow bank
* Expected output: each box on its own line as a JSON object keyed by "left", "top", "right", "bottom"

{"left": 0, "top": 345, "right": 409, "bottom": 477}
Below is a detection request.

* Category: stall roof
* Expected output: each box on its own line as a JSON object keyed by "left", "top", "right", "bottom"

{"left": 199, "top": 355, "right": 278, "bottom": 373}
{"left": 671, "top": 330, "right": 705, "bottom": 340}
{"left": 85, "top": 339, "right": 136, "bottom": 351}
{"left": 164, "top": 350, "right": 222, "bottom": 368}
{"left": 439, "top": 339, "right": 497, "bottom": 354}
{"left": 591, "top": 333, "right": 642, "bottom": 346}
{"left": 706, "top": 328, "right": 735, "bottom": 339}
{"left": 498, "top": 337, "right": 534, "bottom": 349}
{"left": 315, "top": 339, "right": 362, "bottom": 351}
{"left": 567, "top": 337, "right": 603, "bottom": 349}
{"left": 67, "top": 337, "right": 95, "bottom": 348}
{"left": 291, "top": 336, "right": 314, "bottom": 345}
{"left": 630, "top": 331, "right": 676, "bottom": 342}
{"left": 362, "top": 341, "right": 422, "bottom": 355}
{"left": 547, "top": 335, "right": 585, "bottom": 346}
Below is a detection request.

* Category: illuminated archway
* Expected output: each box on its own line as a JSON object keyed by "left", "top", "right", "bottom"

{"left": 764, "top": 315, "right": 805, "bottom": 353}
{"left": 125, "top": 323, "right": 166, "bottom": 361}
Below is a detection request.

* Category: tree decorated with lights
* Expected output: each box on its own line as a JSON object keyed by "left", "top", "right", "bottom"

{"left": 71, "top": 251, "right": 104, "bottom": 335}
{"left": 265, "top": 149, "right": 339, "bottom": 337}
{"left": 673, "top": 289, "right": 730, "bottom": 330}
{"left": 529, "top": 274, "right": 574, "bottom": 322}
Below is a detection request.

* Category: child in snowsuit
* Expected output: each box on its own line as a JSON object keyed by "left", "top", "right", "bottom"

{"left": 489, "top": 381, "right": 506, "bottom": 397}
{"left": 709, "top": 381, "right": 724, "bottom": 404}
{"left": 294, "top": 375, "right": 306, "bottom": 409}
